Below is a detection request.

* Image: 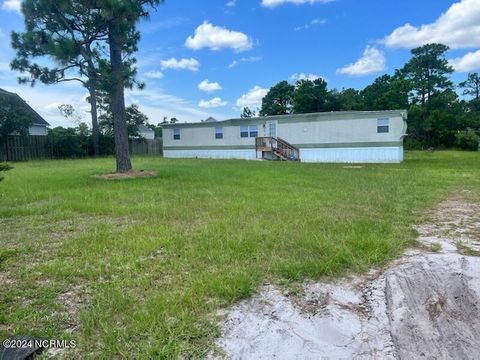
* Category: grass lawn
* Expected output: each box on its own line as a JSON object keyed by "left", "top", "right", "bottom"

{"left": 1, "top": 151, "right": 479, "bottom": 358}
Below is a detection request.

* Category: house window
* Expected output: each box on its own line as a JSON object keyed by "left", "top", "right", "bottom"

{"left": 240, "top": 125, "right": 249, "bottom": 138}
{"left": 215, "top": 127, "right": 223, "bottom": 139}
{"left": 173, "top": 128, "right": 181, "bottom": 140}
{"left": 249, "top": 125, "right": 258, "bottom": 138}
{"left": 377, "top": 119, "right": 389, "bottom": 133}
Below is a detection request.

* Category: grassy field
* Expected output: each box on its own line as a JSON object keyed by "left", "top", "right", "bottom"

{"left": 1, "top": 151, "right": 479, "bottom": 358}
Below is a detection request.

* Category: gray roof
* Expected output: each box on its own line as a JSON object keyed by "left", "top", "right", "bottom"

{"left": 138, "top": 124, "right": 154, "bottom": 133}
{"left": 162, "top": 110, "right": 408, "bottom": 128}
{"left": 0, "top": 88, "right": 50, "bottom": 126}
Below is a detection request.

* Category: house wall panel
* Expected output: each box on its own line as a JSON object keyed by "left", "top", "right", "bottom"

{"left": 164, "top": 149, "right": 257, "bottom": 160}
{"left": 299, "top": 146, "right": 404, "bottom": 163}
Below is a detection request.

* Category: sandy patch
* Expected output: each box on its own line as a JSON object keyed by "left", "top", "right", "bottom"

{"left": 212, "top": 194, "right": 480, "bottom": 359}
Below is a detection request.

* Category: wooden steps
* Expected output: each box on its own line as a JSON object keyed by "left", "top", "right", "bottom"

{"left": 255, "top": 137, "right": 300, "bottom": 161}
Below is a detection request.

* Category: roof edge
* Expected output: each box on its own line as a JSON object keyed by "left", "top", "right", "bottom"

{"left": 162, "top": 110, "right": 408, "bottom": 128}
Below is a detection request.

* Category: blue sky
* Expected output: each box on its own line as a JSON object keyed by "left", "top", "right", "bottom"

{"left": 0, "top": 0, "right": 479, "bottom": 127}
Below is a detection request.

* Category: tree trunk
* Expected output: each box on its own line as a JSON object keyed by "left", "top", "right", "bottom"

{"left": 108, "top": 20, "right": 132, "bottom": 173}
{"left": 89, "top": 87, "right": 100, "bottom": 156}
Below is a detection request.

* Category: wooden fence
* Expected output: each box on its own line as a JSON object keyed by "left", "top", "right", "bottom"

{"left": 129, "top": 138, "right": 163, "bottom": 156}
{"left": 0, "top": 135, "right": 163, "bottom": 161}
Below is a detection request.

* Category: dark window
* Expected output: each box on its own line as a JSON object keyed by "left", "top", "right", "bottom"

{"left": 249, "top": 125, "right": 258, "bottom": 137}
{"left": 215, "top": 127, "right": 223, "bottom": 139}
{"left": 240, "top": 125, "right": 249, "bottom": 138}
{"left": 173, "top": 128, "right": 181, "bottom": 140}
{"left": 377, "top": 119, "right": 389, "bottom": 133}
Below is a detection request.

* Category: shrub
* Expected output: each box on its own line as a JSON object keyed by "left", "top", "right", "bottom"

{"left": 49, "top": 127, "right": 87, "bottom": 158}
{"left": 455, "top": 129, "right": 480, "bottom": 151}
{"left": 0, "top": 163, "right": 12, "bottom": 182}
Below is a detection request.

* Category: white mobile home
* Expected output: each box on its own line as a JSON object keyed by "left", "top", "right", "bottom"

{"left": 162, "top": 110, "right": 407, "bottom": 163}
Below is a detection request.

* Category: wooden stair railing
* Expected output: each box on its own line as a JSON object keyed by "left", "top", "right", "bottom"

{"left": 255, "top": 137, "right": 300, "bottom": 161}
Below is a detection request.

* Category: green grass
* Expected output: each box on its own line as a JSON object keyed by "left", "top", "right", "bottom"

{"left": 1, "top": 151, "right": 479, "bottom": 358}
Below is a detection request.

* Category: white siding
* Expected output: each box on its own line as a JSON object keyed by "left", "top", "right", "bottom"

{"left": 164, "top": 149, "right": 257, "bottom": 160}
{"left": 278, "top": 116, "right": 405, "bottom": 145}
{"left": 300, "top": 147, "right": 404, "bottom": 163}
{"left": 164, "top": 147, "right": 404, "bottom": 163}
{"left": 139, "top": 130, "right": 155, "bottom": 140}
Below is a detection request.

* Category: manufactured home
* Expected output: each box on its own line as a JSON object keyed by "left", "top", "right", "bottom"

{"left": 162, "top": 110, "right": 407, "bottom": 163}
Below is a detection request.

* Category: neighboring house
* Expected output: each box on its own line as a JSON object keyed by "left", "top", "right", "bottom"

{"left": 0, "top": 88, "right": 50, "bottom": 135}
{"left": 203, "top": 116, "right": 217, "bottom": 123}
{"left": 162, "top": 110, "right": 408, "bottom": 163}
{"left": 137, "top": 124, "right": 155, "bottom": 140}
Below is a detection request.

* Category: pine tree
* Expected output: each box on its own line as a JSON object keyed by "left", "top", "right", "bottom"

{"left": 11, "top": 0, "right": 163, "bottom": 172}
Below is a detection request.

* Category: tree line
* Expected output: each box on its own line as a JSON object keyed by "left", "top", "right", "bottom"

{"left": 46, "top": 103, "right": 162, "bottom": 158}
{"left": 242, "top": 44, "right": 480, "bottom": 150}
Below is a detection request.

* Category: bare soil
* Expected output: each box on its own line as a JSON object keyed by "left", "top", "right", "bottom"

{"left": 211, "top": 194, "right": 480, "bottom": 359}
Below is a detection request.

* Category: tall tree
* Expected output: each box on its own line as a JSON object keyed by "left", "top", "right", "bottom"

{"left": 402, "top": 43, "right": 454, "bottom": 106}
{"left": 459, "top": 72, "right": 480, "bottom": 112}
{"left": 12, "top": 0, "right": 162, "bottom": 172}
{"left": 11, "top": 0, "right": 108, "bottom": 156}
{"left": 95, "top": 0, "right": 162, "bottom": 172}
{"left": 361, "top": 73, "right": 410, "bottom": 110}
{"left": 337, "top": 88, "right": 364, "bottom": 111}
{"left": 459, "top": 73, "right": 480, "bottom": 101}
{"left": 240, "top": 107, "right": 256, "bottom": 118}
{"left": 99, "top": 103, "right": 149, "bottom": 137}
{"left": 293, "top": 78, "right": 328, "bottom": 113}
{"left": 260, "top": 81, "right": 295, "bottom": 116}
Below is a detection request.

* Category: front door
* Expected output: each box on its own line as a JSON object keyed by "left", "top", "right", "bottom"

{"left": 266, "top": 120, "right": 278, "bottom": 138}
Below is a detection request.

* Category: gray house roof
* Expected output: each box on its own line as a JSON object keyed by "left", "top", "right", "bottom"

{"left": 204, "top": 116, "right": 217, "bottom": 122}
{"left": 161, "top": 110, "right": 408, "bottom": 129}
{"left": 138, "top": 124, "right": 154, "bottom": 133}
{"left": 0, "top": 88, "right": 50, "bottom": 126}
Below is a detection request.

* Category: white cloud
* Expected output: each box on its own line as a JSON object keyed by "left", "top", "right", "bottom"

{"left": 143, "top": 70, "right": 164, "bottom": 79}
{"left": 185, "top": 21, "right": 252, "bottom": 52}
{"left": 337, "top": 46, "right": 386, "bottom": 76}
{"left": 226, "top": 0, "right": 236, "bottom": 7}
{"left": 261, "top": 0, "right": 334, "bottom": 8}
{"left": 294, "top": 18, "right": 327, "bottom": 31}
{"left": 1, "top": 0, "right": 21, "bottom": 13}
{"left": 381, "top": 0, "right": 480, "bottom": 49}
{"left": 198, "top": 97, "right": 228, "bottom": 108}
{"left": 160, "top": 57, "right": 200, "bottom": 71}
{"left": 198, "top": 79, "right": 222, "bottom": 92}
{"left": 229, "top": 56, "right": 262, "bottom": 68}
{"left": 44, "top": 102, "right": 64, "bottom": 112}
{"left": 126, "top": 88, "right": 231, "bottom": 123}
{"left": 290, "top": 72, "right": 322, "bottom": 82}
{"left": 449, "top": 50, "right": 480, "bottom": 72}
{"left": 235, "top": 86, "right": 268, "bottom": 109}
